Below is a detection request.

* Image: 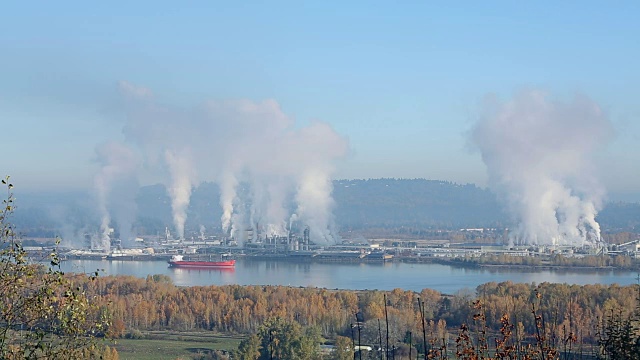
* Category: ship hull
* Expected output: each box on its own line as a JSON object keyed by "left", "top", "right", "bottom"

{"left": 168, "top": 259, "right": 236, "bottom": 268}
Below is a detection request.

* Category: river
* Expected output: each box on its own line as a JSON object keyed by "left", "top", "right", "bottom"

{"left": 60, "top": 259, "right": 638, "bottom": 294}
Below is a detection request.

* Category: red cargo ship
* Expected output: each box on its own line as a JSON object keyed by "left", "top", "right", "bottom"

{"left": 168, "top": 254, "right": 236, "bottom": 268}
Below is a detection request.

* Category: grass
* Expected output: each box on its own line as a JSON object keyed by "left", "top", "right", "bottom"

{"left": 112, "top": 331, "right": 243, "bottom": 360}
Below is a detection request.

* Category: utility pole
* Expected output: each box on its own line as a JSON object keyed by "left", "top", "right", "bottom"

{"left": 354, "top": 312, "right": 364, "bottom": 360}
{"left": 385, "top": 294, "right": 390, "bottom": 360}
{"left": 418, "top": 297, "right": 427, "bottom": 360}
{"left": 350, "top": 324, "right": 356, "bottom": 360}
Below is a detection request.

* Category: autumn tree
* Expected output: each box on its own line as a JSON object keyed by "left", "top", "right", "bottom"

{"left": 0, "top": 176, "right": 111, "bottom": 359}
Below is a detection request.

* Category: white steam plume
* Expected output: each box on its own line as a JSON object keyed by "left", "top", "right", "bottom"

{"left": 93, "top": 141, "right": 139, "bottom": 250}
{"left": 119, "top": 81, "right": 198, "bottom": 240}
{"left": 287, "top": 122, "right": 348, "bottom": 244}
{"left": 262, "top": 180, "right": 290, "bottom": 236}
{"left": 219, "top": 171, "right": 238, "bottom": 236}
{"left": 117, "top": 82, "right": 348, "bottom": 246}
{"left": 165, "top": 148, "right": 196, "bottom": 240}
{"left": 294, "top": 169, "right": 336, "bottom": 243}
{"left": 245, "top": 176, "right": 291, "bottom": 239}
{"left": 471, "top": 90, "right": 613, "bottom": 246}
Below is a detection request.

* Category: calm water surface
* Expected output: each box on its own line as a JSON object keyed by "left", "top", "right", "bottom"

{"left": 60, "top": 259, "right": 639, "bottom": 294}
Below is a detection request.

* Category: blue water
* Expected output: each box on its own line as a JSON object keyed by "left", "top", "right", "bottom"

{"left": 60, "top": 259, "right": 639, "bottom": 294}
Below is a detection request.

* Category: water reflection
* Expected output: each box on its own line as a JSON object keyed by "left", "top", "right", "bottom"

{"left": 171, "top": 267, "right": 236, "bottom": 286}
{"left": 60, "top": 259, "right": 639, "bottom": 294}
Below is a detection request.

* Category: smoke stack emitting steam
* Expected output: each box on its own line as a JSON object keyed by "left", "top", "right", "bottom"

{"left": 106, "top": 81, "right": 348, "bottom": 245}
{"left": 471, "top": 90, "right": 614, "bottom": 246}
{"left": 164, "top": 148, "right": 196, "bottom": 240}
{"left": 93, "top": 141, "right": 139, "bottom": 249}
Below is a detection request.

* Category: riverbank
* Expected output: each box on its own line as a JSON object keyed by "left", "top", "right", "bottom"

{"left": 59, "top": 251, "right": 640, "bottom": 272}
{"left": 430, "top": 257, "right": 640, "bottom": 272}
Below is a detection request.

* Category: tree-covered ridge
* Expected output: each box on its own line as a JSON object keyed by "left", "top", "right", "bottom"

{"left": 11, "top": 178, "right": 640, "bottom": 237}
{"left": 332, "top": 178, "right": 505, "bottom": 229}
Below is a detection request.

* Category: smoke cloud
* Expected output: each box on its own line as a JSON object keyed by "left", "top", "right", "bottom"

{"left": 471, "top": 90, "right": 613, "bottom": 246}
{"left": 93, "top": 141, "right": 139, "bottom": 249}
{"left": 115, "top": 81, "right": 348, "bottom": 245}
{"left": 165, "top": 148, "right": 196, "bottom": 239}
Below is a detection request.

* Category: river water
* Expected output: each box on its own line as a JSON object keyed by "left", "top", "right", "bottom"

{"left": 60, "top": 259, "right": 638, "bottom": 295}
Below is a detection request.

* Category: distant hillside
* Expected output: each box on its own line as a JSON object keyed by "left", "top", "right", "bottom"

{"left": 135, "top": 182, "right": 222, "bottom": 233}
{"left": 595, "top": 201, "right": 640, "bottom": 233}
{"left": 332, "top": 179, "right": 505, "bottom": 229}
{"left": 10, "top": 179, "right": 640, "bottom": 236}
{"left": 332, "top": 179, "right": 640, "bottom": 232}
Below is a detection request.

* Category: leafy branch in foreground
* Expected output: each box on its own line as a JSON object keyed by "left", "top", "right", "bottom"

{"left": 0, "top": 176, "right": 114, "bottom": 359}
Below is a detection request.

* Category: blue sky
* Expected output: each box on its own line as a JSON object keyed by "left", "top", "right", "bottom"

{"left": 1, "top": 1, "right": 639, "bottom": 197}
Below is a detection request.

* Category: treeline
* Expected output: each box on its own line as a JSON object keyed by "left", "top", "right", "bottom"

{"left": 75, "top": 274, "right": 638, "bottom": 347}
{"left": 449, "top": 254, "right": 639, "bottom": 269}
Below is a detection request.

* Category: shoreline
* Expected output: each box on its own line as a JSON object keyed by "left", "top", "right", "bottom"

{"left": 58, "top": 253, "right": 640, "bottom": 272}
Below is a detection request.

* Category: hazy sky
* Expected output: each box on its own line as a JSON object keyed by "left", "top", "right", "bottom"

{"left": 1, "top": 1, "right": 639, "bottom": 197}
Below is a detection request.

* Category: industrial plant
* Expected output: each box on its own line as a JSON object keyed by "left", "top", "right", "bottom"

{"left": 43, "top": 224, "right": 639, "bottom": 266}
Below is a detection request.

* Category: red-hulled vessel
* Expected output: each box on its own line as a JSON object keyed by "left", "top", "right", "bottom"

{"left": 168, "top": 254, "right": 236, "bottom": 268}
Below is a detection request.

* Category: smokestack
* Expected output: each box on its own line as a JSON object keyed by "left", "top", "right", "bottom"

{"left": 303, "top": 227, "right": 310, "bottom": 251}
{"left": 471, "top": 90, "right": 613, "bottom": 246}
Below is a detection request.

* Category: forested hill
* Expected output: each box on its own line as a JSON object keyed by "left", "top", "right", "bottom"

{"left": 331, "top": 179, "right": 640, "bottom": 231}
{"left": 126, "top": 179, "right": 507, "bottom": 231}
{"left": 10, "top": 179, "right": 640, "bottom": 235}
{"left": 332, "top": 179, "right": 505, "bottom": 229}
